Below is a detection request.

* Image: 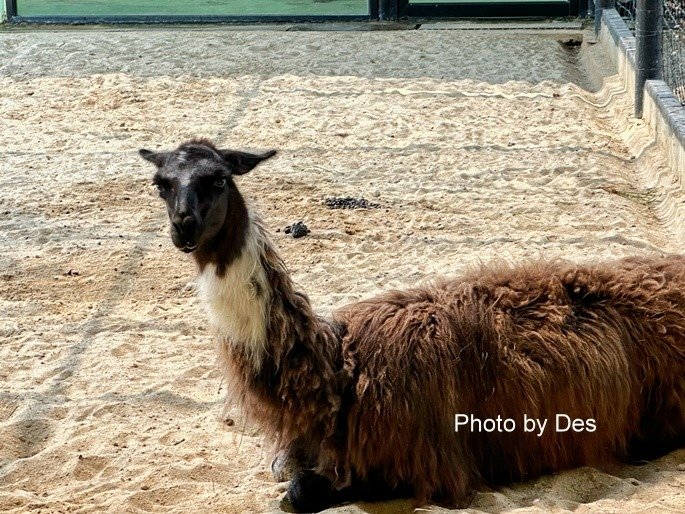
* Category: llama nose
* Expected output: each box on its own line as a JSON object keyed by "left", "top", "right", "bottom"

{"left": 173, "top": 215, "right": 197, "bottom": 235}
{"left": 181, "top": 215, "right": 195, "bottom": 229}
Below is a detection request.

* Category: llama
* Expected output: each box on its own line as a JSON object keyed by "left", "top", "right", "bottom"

{"left": 141, "top": 138, "right": 685, "bottom": 512}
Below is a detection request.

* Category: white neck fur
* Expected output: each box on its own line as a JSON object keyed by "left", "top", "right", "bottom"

{"left": 196, "top": 218, "right": 271, "bottom": 370}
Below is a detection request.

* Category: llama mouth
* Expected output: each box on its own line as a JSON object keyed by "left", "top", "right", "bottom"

{"left": 180, "top": 244, "right": 199, "bottom": 253}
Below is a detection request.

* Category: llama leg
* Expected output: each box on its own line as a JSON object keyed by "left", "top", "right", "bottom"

{"left": 271, "top": 450, "right": 305, "bottom": 483}
{"left": 286, "top": 469, "right": 356, "bottom": 513}
{"left": 287, "top": 469, "right": 412, "bottom": 512}
{"left": 628, "top": 389, "right": 685, "bottom": 462}
{"left": 271, "top": 437, "right": 318, "bottom": 482}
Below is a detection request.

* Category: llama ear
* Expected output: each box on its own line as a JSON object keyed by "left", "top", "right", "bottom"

{"left": 219, "top": 149, "right": 277, "bottom": 175}
{"left": 139, "top": 149, "right": 166, "bottom": 167}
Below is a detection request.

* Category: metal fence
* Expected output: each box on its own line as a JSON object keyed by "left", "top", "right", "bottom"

{"left": 614, "top": 0, "right": 635, "bottom": 26}
{"left": 612, "top": 0, "right": 685, "bottom": 106}
{"left": 663, "top": 1, "right": 685, "bottom": 105}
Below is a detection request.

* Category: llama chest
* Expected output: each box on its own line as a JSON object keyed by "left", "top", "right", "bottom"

{"left": 196, "top": 260, "right": 270, "bottom": 368}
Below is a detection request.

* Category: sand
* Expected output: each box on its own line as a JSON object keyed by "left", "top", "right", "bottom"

{"left": 1, "top": 26, "right": 684, "bottom": 513}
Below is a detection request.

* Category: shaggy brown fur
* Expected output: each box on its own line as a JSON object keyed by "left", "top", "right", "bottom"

{"left": 143, "top": 140, "right": 685, "bottom": 511}
{"left": 218, "top": 220, "right": 349, "bottom": 467}
{"left": 334, "top": 256, "right": 685, "bottom": 504}
{"left": 233, "top": 251, "right": 685, "bottom": 508}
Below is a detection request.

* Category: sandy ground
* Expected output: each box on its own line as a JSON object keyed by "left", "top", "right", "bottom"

{"left": 1, "top": 26, "right": 685, "bottom": 513}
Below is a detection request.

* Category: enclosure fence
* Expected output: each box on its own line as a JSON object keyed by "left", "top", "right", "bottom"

{"left": 663, "top": 1, "right": 685, "bottom": 105}
{"left": 611, "top": 0, "right": 685, "bottom": 106}
{"left": 614, "top": 0, "right": 635, "bottom": 25}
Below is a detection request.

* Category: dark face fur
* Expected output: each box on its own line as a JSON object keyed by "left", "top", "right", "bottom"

{"left": 139, "top": 140, "right": 276, "bottom": 253}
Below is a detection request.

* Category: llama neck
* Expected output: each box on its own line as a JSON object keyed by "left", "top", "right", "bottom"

{"left": 195, "top": 212, "right": 333, "bottom": 372}
{"left": 195, "top": 214, "right": 272, "bottom": 370}
{"left": 196, "top": 210, "right": 346, "bottom": 446}
{"left": 193, "top": 187, "right": 250, "bottom": 276}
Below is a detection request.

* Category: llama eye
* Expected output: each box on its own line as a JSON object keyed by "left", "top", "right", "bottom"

{"left": 154, "top": 181, "right": 170, "bottom": 196}
{"left": 214, "top": 178, "right": 227, "bottom": 189}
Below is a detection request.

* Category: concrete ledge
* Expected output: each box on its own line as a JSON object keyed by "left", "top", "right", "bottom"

{"left": 645, "top": 79, "right": 685, "bottom": 183}
{"left": 600, "top": 8, "right": 685, "bottom": 236}
{"left": 600, "top": 8, "right": 636, "bottom": 96}
{"left": 287, "top": 22, "right": 418, "bottom": 31}
{"left": 418, "top": 20, "right": 584, "bottom": 31}
{"left": 602, "top": 9, "right": 635, "bottom": 68}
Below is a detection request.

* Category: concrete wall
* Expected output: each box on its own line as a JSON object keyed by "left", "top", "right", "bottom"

{"left": 601, "top": 7, "right": 685, "bottom": 239}
{"left": 599, "top": 9, "right": 636, "bottom": 103}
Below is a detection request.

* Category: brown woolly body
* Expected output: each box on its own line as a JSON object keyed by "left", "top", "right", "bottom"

{"left": 334, "top": 255, "right": 685, "bottom": 504}
{"left": 219, "top": 242, "right": 685, "bottom": 506}
{"left": 143, "top": 140, "right": 685, "bottom": 509}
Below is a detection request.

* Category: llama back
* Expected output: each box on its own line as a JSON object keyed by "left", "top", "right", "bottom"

{"left": 334, "top": 254, "right": 685, "bottom": 505}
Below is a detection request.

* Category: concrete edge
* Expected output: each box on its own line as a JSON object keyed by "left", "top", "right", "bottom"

{"left": 644, "top": 79, "right": 685, "bottom": 193}
{"left": 599, "top": 9, "right": 636, "bottom": 110}
{"left": 600, "top": 8, "right": 685, "bottom": 239}
{"left": 1, "top": 19, "right": 586, "bottom": 33}
{"left": 418, "top": 21, "right": 584, "bottom": 31}
{"left": 602, "top": 9, "right": 635, "bottom": 68}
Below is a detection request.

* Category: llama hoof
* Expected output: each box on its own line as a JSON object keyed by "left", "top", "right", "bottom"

{"left": 287, "top": 470, "right": 346, "bottom": 513}
{"left": 271, "top": 450, "right": 304, "bottom": 482}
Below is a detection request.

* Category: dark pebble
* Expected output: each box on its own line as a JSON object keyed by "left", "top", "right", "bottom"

{"left": 284, "top": 221, "right": 310, "bottom": 239}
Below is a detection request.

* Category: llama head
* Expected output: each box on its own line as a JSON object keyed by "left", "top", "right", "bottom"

{"left": 140, "top": 139, "right": 276, "bottom": 253}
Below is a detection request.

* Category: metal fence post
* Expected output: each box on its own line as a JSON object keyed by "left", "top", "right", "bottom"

{"left": 583, "top": 0, "right": 594, "bottom": 19}
{"left": 594, "top": 0, "right": 614, "bottom": 35}
{"left": 635, "top": 0, "right": 663, "bottom": 118}
{"left": 5, "top": 0, "right": 17, "bottom": 21}
{"left": 369, "top": 0, "right": 379, "bottom": 20}
{"left": 379, "top": 0, "right": 398, "bottom": 20}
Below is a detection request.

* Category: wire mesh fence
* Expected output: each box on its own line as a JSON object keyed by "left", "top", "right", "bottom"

{"left": 614, "top": 0, "right": 636, "bottom": 27}
{"left": 612, "top": 1, "right": 685, "bottom": 105}
{"left": 663, "top": 1, "right": 685, "bottom": 105}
